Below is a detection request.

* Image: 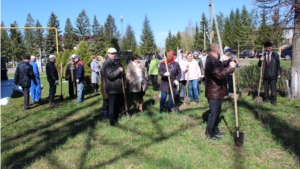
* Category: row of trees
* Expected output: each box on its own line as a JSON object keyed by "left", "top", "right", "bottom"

{"left": 165, "top": 5, "right": 285, "bottom": 53}
{"left": 1, "top": 10, "right": 157, "bottom": 63}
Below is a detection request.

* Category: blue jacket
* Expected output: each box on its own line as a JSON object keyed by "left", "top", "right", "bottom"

{"left": 76, "top": 60, "right": 85, "bottom": 82}
{"left": 30, "top": 61, "right": 39, "bottom": 78}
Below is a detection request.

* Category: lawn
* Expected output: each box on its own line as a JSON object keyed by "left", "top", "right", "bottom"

{"left": 1, "top": 71, "right": 300, "bottom": 169}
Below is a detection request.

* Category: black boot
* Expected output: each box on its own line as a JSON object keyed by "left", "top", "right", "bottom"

{"left": 49, "top": 94, "right": 57, "bottom": 107}
{"left": 271, "top": 97, "right": 276, "bottom": 106}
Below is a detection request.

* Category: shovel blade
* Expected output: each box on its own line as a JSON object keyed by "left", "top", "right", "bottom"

{"left": 184, "top": 97, "right": 190, "bottom": 105}
{"left": 255, "top": 96, "right": 263, "bottom": 105}
{"left": 233, "top": 131, "right": 244, "bottom": 147}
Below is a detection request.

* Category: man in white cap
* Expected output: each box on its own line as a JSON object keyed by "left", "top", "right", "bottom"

{"left": 29, "top": 56, "right": 41, "bottom": 103}
{"left": 46, "top": 54, "right": 59, "bottom": 107}
{"left": 101, "top": 47, "right": 124, "bottom": 126}
{"left": 73, "top": 54, "right": 85, "bottom": 103}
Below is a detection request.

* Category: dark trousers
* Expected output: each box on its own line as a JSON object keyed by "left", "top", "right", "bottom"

{"left": 102, "top": 99, "right": 109, "bottom": 118}
{"left": 68, "top": 81, "right": 77, "bottom": 98}
{"left": 263, "top": 78, "right": 277, "bottom": 103}
{"left": 150, "top": 75, "right": 158, "bottom": 90}
{"left": 108, "top": 93, "right": 122, "bottom": 125}
{"left": 206, "top": 99, "right": 222, "bottom": 137}
{"left": 22, "top": 87, "right": 30, "bottom": 109}
{"left": 92, "top": 83, "right": 99, "bottom": 92}
{"left": 226, "top": 75, "right": 233, "bottom": 94}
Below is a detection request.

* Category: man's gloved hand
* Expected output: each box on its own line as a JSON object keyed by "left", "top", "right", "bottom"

{"left": 55, "top": 80, "right": 58, "bottom": 85}
{"left": 173, "top": 80, "right": 179, "bottom": 85}
{"left": 76, "top": 79, "right": 79, "bottom": 83}
{"left": 164, "top": 72, "right": 170, "bottom": 76}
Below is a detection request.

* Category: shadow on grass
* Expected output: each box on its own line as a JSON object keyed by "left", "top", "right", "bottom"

{"left": 240, "top": 99, "right": 300, "bottom": 163}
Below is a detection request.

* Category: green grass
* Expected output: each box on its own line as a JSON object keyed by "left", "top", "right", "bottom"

{"left": 1, "top": 73, "right": 300, "bottom": 169}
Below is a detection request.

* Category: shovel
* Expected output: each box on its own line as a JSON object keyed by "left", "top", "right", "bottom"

{"left": 232, "top": 72, "right": 244, "bottom": 147}
{"left": 255, "top": 47, "right": 264, "bottom": 104}
{"left": 184, "top": 64, "right": 190, "bottom": 105}
{"left": 121, "top": 76, "right": 128, "bottom": 116}
{"left": 59, "top": 62, "right": 64, "bottom": 101}
{"left": 163, "top": 51, "right": 179, "bottom": 113}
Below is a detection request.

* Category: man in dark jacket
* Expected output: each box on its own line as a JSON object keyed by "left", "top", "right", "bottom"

{"left": 258, "top": 42, "right": 281, "bottom": 106}
{"left": 65, "top": 55, "right": 77, "bottom": 98}
{"left": 46, "top": 55, "right": 59, "bottom": 107}
{"left": 101, "top": 48, "right": 124, "bottom": 126}
{"left": 14, "top": 55, "right": 37, "bottom": 110}
{"left": 73, "top": 54, "right": 85, "bottom": 103}
{"left": 205, "top": 43, "right": 237, "bottom": 140}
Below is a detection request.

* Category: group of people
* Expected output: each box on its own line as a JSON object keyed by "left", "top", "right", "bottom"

{"left": 14, "top": 41, "right": 281, "bottom": 140}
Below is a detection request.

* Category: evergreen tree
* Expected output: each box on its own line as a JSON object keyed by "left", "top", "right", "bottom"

{"left": 24, "top": 13, "right": 37, "bottom": 55}
{"left": 91, "top": 16, "right": 106, "bottom": 56}
{"left": 1, "top": 22, "right": 12, "bottom": 57}
{"left": 121, "top": 24, "right": 137, "bottom": 53}
{"left": 92, "top": 15, "right": 100, "bottom": 36}
{"left": 255, "top": 9, "right": 272, "bottom": 48}
{"left": 9, "top": 21, "right": 26, "bottom": 62}
{"left": 216, "top": 12, "right": 226, "bottom": 45}
{"left": 233, "top": 8, "right": 243, "bottom": 49}
{"left": 176, "top": 31, "right": 182, "bottom": 50}
{"left": 104, "top": 14, "right": 120, "bottom": 52}
{"left": 44, "top": 12, "right": 61, "bottom": 56}
{"left": 75, "top": 9, "right": 91, "bottom": 40}
{"left": 64, "top": 18, "right": 76, "bottom": 50}
{"left": 223, "top": 10, "right": 235, "bottom": 49}
{"left": 270, "top": 8, "right": 284, "bottom": 48}
{"left": 165, "top": 30, "right": 173, "bottom": 52}
{"left": 140, "top": 15, "right": 156, "bottom": 56}
{"left": 199, "top": 13, "right": 209, "bottom": 50}
{"left": 35, "top": 20, "right": 44, "bottom": 59}
{"left": 193, "top": 23, "right": 202, "bottom": 50}
{"left": 240, "top": 5, "right": 254, "bottom": 49}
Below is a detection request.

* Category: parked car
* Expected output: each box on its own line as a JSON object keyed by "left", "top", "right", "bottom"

{"left": 281, "top": 46, "right": 292, "bottom": 60}
{"left": 239, "top": 50, "right": 255, "bottom": 59}
{"left": 1, "top": 56, "right": 8, "bottom": 80}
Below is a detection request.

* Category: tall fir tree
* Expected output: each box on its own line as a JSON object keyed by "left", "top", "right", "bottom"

{"left": 1, "top": 22, "right": 12, "bottom": 57}
{"left": 44, "top": 12, "right": 61, "bottom": 56}
{"left": 165, "top": 30, "right": 173, "bottom": 52}
{"left": 121, "top": 24, "right": 137, "bottom": 53}
{"left": 176, "top": 31, "right": 182, "bottom": 50}
{"left": 140, "top": 15, "right": 156, "bottom": 56}
{"left": 270, "top": 8, "right": 284, "bottom": 48}
{"left": 64, "top": 18, "right": 76, "bottom": 50}
{"left": 75, "top": 9, "right": 91, "bottom": 41}
{"left": 240, "top": 5, "right": 254, "bottom": 49}
{"left": 223, "top": 10, "right": 235, "bottom": 49}
{"left": 104, "top": 14, "right": 120, "bottom": 52}
{"left": 24, "top": 13, "right": 37, "bottom": 55}
{"left": 255, "top": 9, "right": 272, "bottom": 48}
{"left": 199, "top": 13, "right": 209, "bottom": 50}
{"left": 34, "top": 20, "right": 44, "bottom": 58}
{"left": 233, "top": 8, "right": 243, "bottom": 49}
{"left": 9, "top": 21, "right": 26, "bottom": 61}
{"left": 91, "top": 16, "right": 106, "bottom": 56}
{"left": 193, "top": 23, "right": 202, "bottom": 50}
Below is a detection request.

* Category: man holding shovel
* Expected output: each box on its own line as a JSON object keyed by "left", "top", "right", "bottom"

{"left": 258, "top": 42, "right": 281, "bottom": 106}
{"left": 102, "top": 48, "right": 124, "bottom": 126}
{"left": 205, "top": 43, "right": 237, "bottom": 140}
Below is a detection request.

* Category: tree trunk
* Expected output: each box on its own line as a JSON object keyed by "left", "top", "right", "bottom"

{"left": 290, "top": 0, "right": 300, "bottom": 99}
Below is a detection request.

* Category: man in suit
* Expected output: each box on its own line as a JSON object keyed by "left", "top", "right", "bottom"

{"left": 205, "top": 43, "right": 237, "bottom": 140}
{"left": 258, "top": 41, "right": 281, "bottom": 106}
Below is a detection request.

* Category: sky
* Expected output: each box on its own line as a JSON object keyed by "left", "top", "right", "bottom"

{"left": 1, "top": 0, "right": 255, "bottom": 48}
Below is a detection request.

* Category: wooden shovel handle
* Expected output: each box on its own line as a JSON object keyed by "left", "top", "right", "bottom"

{"left": 257, "top": 47, "right": 264, "bottom": 97}
{"left": 121, "top": 77, "right": 128, "bottom": 115}
{"left": 232, "top": 72, "right": 239, "bottom": 129}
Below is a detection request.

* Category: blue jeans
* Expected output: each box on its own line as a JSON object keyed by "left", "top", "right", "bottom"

{"left": 188, "top": 79, "right": 199, "bottom": 102}
{"left": 30, "top": 78, "right": 41, "bottom": 101}
{"left": 77, "top": 82, "right": 85, "bottom": 103}
{"left": 226, "top": 75, "right": 233, "bottom": 94}
{"left": 160, "top": 91, "right": 176, "bottom": 112}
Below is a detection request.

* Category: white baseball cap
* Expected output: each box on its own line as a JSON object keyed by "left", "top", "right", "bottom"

{"left": 107, "top": 48, "right": 117, "bottom": 53}
{"left": 49, "top": 55, "right": 56, "bottom": 59}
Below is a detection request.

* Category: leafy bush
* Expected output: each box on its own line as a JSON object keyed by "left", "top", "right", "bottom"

{"left": 237, "top": 65, "right": 291, "bottom": 92}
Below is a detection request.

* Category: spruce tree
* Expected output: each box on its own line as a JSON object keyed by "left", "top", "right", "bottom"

{"left": 34, "top": 20, "right": 44, "bottom": 60}
{"left": 64, "top": 18, "right": 76, "bottom": 50}
{"left": 121, "top": 24, "right": 137, "bottom": 53}
{"left": 223, "top": 10, "right": 235, "bottom": 49}
{"left": 104, "top": 14, "right": 120, "bottom": 52}
{"left": 44, "top": 12, "right": 61, "bottom": 56}
{"left": 75, "top": 9, "right": 91, "bottom": 40}
{"left": 140, "top": 15, "right": 156, "bottom": 56}
{"left": 193, "top": 23, "right": 202, "bottom": 50}
{"left": 270, "top": 8, "right": 284, "bottom": 48}
{"left": 255, "top": 9, "right": 272, "bottom": 49}
{"left": 199, "top": 13, "right": 209, "bottom": 50}
{"left": 176, "top": 31, "right": 182, "bottom": 50}
{"left": 91, "top": 16, "right": 106, "bottom": 56}
{"left": 24, "top": 13, "right": 37, "bottom": 55}
{"left": 165, "top": 30, "right": 172, "bottom": 52}
{"left": 233, "top": 8, "right": 243, "bottom": 49}
{"left": 240, "top": 5, "right": 253, "bottom": 49}
{"left": 1, "top": 22, "right": 12, "bottom": 57}
{"left": 9, "top": 21, "right": 26, "bottom": 62}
